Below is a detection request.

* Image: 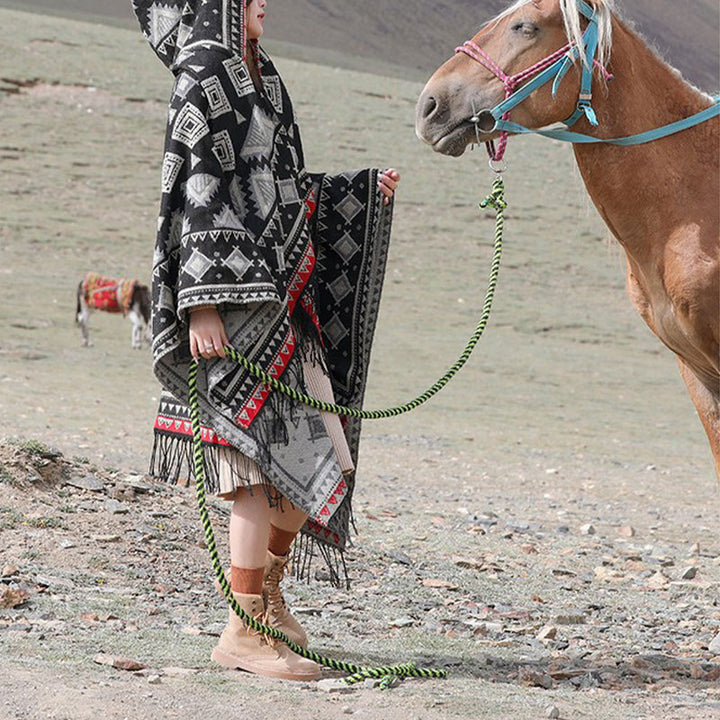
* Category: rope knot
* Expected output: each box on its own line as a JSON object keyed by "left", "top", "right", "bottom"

{"left": 479, "top": 179, "right": 507, "bottom": 211}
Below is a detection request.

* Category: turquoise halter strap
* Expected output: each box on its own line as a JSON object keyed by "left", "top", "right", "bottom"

{"left": 488, "top": 0, "right": 602, "bottom": 129}
{"left": 496, "top": 98, "right": 720, "bottom": 146}
{"left": 459, "top": 0, "right": 720, "bottom": 157}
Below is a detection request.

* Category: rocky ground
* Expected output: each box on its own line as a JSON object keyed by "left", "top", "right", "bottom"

{"left": 2, "top": 438, "right": 719, "bottom": 720}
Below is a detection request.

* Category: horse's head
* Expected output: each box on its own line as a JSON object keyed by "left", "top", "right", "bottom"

{"left": 416, "top": 0, "right": 610, "bottom": 157}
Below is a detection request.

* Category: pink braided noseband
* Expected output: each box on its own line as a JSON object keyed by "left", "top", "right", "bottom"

{"left": 455, "top": 39, "right": 612, "bottom": 162}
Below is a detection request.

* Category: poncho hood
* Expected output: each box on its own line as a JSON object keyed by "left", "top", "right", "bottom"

{"left": 132, "top": 0, "right": 247, "bottom": 70}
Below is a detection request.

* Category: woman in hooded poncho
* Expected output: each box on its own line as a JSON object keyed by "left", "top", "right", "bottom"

{"left": 133, "top": 0, "right": 400, "bottom": 679}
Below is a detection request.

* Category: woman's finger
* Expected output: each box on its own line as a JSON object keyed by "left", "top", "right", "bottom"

{"left": 211, "top": 332, "right": 226, "bottom": 358}
{"left": 197, "top": 335, "right": 214, "bottom": 359}
{"left": 217, "top": 332, "right": 228, "bottom": 358}
{"left": 190, "top": 334, "right": 199, "bottom": 361}
{"left": 378, "top": 183, "right": 395, "bottom": 201}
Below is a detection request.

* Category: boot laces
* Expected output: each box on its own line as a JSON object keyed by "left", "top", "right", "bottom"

{"left": 265, "top": 558, "right": 289, "bottom": 621}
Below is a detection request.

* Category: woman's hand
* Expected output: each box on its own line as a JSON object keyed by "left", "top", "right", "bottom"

{"left": 378, "top": 168, "right": 401, "bottom": 206}
{"left": 188, "top": 306, "right": 229, "bottom": 360}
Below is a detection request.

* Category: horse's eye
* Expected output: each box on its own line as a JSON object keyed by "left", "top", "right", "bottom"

{"left": 512, "top": 21, "right": 538, "bottom": 37}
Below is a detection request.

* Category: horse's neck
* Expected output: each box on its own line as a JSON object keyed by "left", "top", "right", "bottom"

{"left": 572, "top": 16, "right": 717, "bottom": 266}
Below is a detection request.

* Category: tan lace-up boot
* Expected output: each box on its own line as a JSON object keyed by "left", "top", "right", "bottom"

{"left": 210, "top": 592, "right": 320, "bottom": 681}
{"left": 264, "top": 551, "right": 308, "bottom": 648}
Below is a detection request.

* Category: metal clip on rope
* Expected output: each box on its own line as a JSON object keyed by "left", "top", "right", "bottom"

{"left": 188, "top": 177, "right": 507, "bottom": 686}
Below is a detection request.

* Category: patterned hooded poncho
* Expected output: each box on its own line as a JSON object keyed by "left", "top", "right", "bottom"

{"left": 132, "top": 0, "right": 393, "bottom": 584}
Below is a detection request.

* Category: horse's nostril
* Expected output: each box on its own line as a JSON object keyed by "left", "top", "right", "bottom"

{"left": 422, "top": 95, "right": 438, "bottom": 120}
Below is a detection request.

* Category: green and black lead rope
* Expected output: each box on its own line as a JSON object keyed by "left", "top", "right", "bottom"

{"left": 188, "top": 177, "right": 506, "bottom": 686}
{"left": 218, "top": 177, "right": 507, "bottom": 420}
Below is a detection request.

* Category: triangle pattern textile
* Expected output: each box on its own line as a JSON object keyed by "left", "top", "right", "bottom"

{"left": 134, "top": 2, "right": 395, "bottom": 580}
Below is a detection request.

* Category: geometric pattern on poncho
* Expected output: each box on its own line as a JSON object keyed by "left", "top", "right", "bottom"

{"left": 133, "top": 0, "right": 393, "bottom": 574}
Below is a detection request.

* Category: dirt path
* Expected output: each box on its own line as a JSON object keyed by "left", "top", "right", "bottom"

{"left": 1, "top": 8, "right": 718, "bottom": 720}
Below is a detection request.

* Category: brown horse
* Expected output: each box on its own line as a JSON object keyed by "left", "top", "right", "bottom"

{"left": 416, "top": 0, "right": 720, "bottom": 475}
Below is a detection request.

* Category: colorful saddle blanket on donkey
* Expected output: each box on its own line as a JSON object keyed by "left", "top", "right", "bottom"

{"left": 82, "top": 273, "right": 136, "bottom": 314}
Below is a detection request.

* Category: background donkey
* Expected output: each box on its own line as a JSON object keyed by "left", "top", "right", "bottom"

{"left": 76, "top": 272, "right": 151, "bottom": 349}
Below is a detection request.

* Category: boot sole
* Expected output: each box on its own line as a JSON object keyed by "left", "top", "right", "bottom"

{"left": 211, "top": 647, "right": 321, "bottom": 681}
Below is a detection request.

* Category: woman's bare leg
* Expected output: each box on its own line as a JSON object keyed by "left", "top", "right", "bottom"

{"left": 229, "top": 487, "right": 272, "bottom": 593}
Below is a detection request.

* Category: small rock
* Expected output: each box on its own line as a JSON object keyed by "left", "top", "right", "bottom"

{"left": 553, "top": 614, "right": 586, "bottom": 626}
{"left": 518, "top": 668, "right": 553, "bottom": 689}
{"left": 678, "top": 566, "right": 697, "bottom": 581}
{"left": 293, "top": 606, "right": 322, "bottom": 616}
{"left": 317, "top": 679, "right": 354, "bottom": 694}
{"left": 1, "top": 587, "right": 29, "bottom": 609}
{"left": 120, "top": 475, "right": 154, "bottom": 493}
{"left": 579, "top": 524, "right": 596, "bottom": 536}
{"left": 59, "top": 539, "right": 76, "bottom": 549}
{"left": 67, "top": 476, "right": 105, "bottom": 492}
{"left": 483, "top": 622, "right": 504, "bottom": 635}
{"left": 92, "top": 534, "right": 121, "bottom": 544}
{"left": 147, "top": 675, "right": 162, "bottom": 685}
{"left": 688, "top": 542, "right": 700, "bottom": 556}
{"left": 646, "top": 571, "right": 670, "bottom": 589}
{"left": 506, "top": 521, "right": 530, "bottom": 532}
{"left": 537, "top": 625, "right": 557, "bottom": 641}
{"left": 93, "top": 653, "right": 148, "bottom": 672}
{"left": 104, "top": 499, "right": 129, "bottom": 515}
{"left": 616, "top": 526, "right": 635, "bottom": 538}
{"left": 421, "top": 579, "right": 458, "bottom": 590}
{"left": 2, "top": 564, "right": 19, "bottom": 578}
{"left": 390, "top": 617, "right": 414, "bottom": 628}
{"left": 453, "top": 556, "right": 483, "bottom": 570}
{"left": 594, "top": 566, "right": 626, "bottom": 583}
{"left": 341, "top": 706, "right": 354, "bottom": 715}
{"left": 546, "top": 706, "right": 560, "bottom": 719}
{"left": 708, "top": 632, "right": 720, "bottom": 654}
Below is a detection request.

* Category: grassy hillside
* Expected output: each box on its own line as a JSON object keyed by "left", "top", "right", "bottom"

{"left": 5, "top": 0, "right": 719, "bottom": 90}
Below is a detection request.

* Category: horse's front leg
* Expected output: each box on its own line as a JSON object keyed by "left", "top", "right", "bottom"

{"left": 77, "top": 300, "right": 92, "bottom": 347}
{"left": 677, "top": 358, "right": 720, "bottom": 479}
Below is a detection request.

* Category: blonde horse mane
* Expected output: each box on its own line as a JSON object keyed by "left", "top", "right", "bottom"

{"left": 497, "top": 0, "right": 615, "bottom": 68}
